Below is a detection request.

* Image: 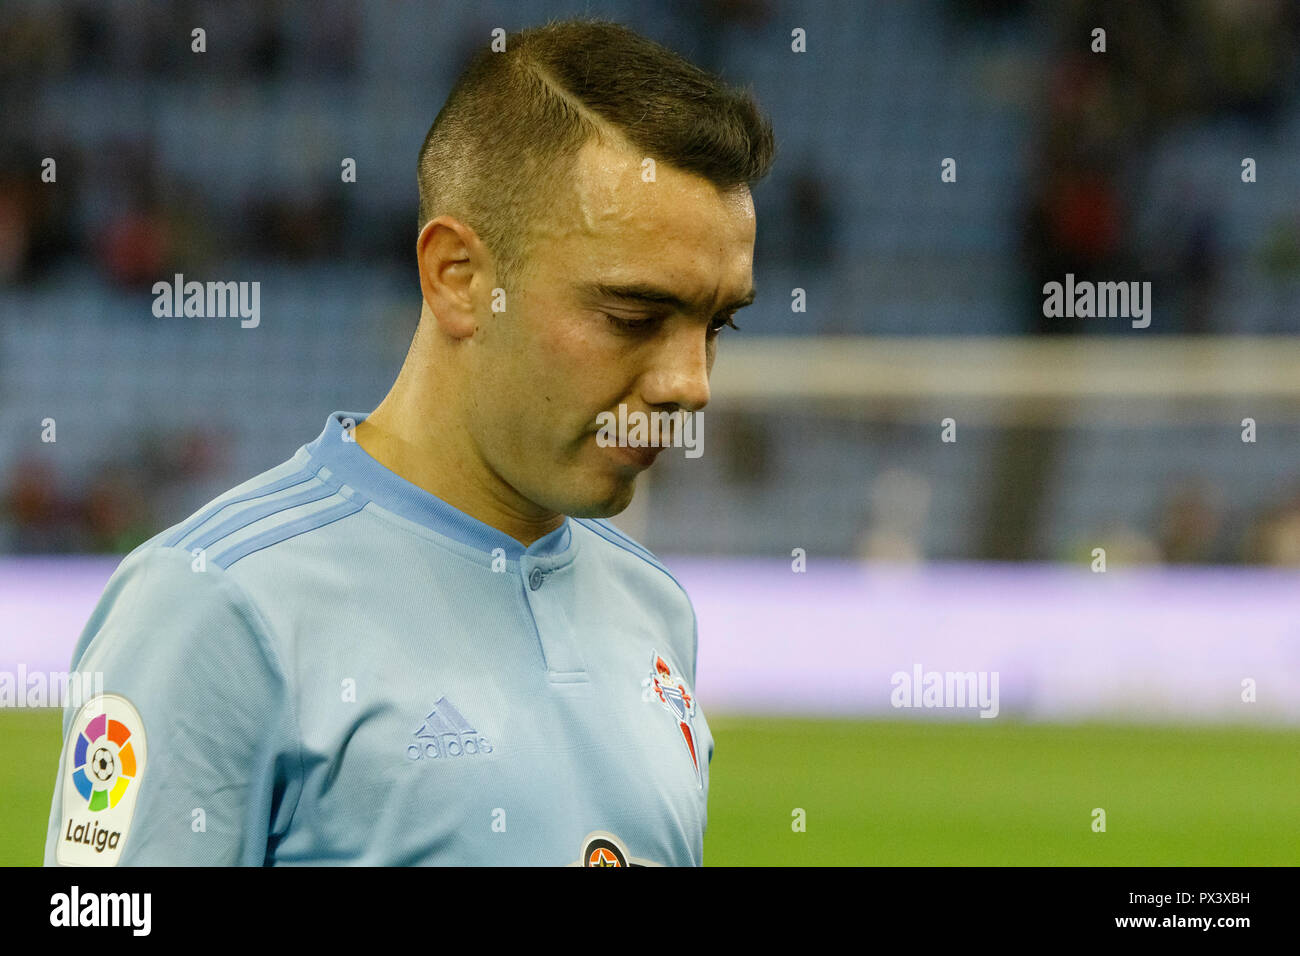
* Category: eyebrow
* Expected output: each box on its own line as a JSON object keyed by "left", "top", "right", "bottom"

{"left": 580, "top": 281, "right": 757, "bottom": 313}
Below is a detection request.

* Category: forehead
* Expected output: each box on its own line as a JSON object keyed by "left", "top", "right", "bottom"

{"left": 537, "top": 137, "right": 756, "bottom": 304}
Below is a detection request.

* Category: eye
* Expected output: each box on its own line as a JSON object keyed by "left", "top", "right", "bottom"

{"left": 707, "top": 312, "right": 741, "bottom": 335}
{"left": 603, "top": 313, "right": 663, "bottom": 335}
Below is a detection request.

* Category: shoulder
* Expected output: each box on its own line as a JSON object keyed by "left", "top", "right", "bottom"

{"left": 71, "top": 450, "right": 341, "bottom": 668}
{"left": 146, "top": 448, "right": 361, "bottom": 573}
{"left": 571, "top": 518, "right": 699, "bottom": 676}
{"left": 572, "top": 518, "right": 681, "bottom": 585}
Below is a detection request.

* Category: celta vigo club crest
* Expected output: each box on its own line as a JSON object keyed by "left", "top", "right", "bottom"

{"left": 642, "top": 650, "right": 701, "bottom": 789}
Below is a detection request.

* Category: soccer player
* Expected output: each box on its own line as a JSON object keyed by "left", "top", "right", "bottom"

{"left": 44, "top": 18, "right": 774, "bottom": 866}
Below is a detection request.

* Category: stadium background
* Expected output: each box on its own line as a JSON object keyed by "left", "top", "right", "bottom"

{"left": 2, "top": 0, "right": 1299, "bottom": 865}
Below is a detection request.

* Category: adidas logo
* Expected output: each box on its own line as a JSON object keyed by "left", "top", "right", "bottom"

{"left": 405, "top": 696, "right": 494, "bottom": 760}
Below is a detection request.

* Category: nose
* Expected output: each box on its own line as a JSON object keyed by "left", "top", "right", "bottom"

{"left": 641, "top": 326, "right": 712, "bottom": 413}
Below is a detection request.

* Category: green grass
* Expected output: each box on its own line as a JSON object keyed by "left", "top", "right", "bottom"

{"left": 703, "top": 716, "right": 1300, "bottom": 865}
{"left": 1, "top": 708, "right": 63, "bottom": 866}
{"left": 5, "top": 709, "right": 1297, "bottom": 865}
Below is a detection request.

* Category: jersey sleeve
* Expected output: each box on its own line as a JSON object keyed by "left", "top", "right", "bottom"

{"left": 43, "top": 545, "right": 300, "bottom": 866}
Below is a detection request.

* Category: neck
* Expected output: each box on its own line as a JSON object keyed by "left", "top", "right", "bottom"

{"left": 354, "top": 337, "right": 565, "bottom": 549}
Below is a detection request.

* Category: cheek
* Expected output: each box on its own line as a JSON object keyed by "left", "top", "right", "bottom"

{"left": 537, "top": 316, "right": 631, "bottom": 397}
{"left": 545, "top": 312, "right": 605, "bottom": 360}
{"left": 486, "top": 328, "right": 586, "bottom": 449}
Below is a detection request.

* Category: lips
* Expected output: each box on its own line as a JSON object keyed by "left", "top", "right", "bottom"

{"left": 605, "top": 440, "right": 663, "bottom": 469}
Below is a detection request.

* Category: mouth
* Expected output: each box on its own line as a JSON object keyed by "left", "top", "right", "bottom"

{"left": 599, "top": 438, "right": 663, "bottom": 470}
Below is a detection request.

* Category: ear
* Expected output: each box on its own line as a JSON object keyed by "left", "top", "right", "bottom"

{"left": 416, "top": 216, "right": 491, "bottom": 340}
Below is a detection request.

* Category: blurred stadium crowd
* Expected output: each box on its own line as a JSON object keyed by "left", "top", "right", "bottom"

{"left": 2, "top": 0, "right": 1299, "bottom": 561}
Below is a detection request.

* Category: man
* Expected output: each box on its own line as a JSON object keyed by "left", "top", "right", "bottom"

{"left": 44, "top": 17, "right": 773, "bottom": 866}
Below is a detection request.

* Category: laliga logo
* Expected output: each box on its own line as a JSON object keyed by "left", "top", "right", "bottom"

{"left": 642, "top": 651, "right": 702, "bottom": 788}
{"left": 71, "top": 712, "right": 138, "bottom": 812}
{"left": 57, "top": 694, "right": 147, "bottom": 866}
{"left": 63, "top": 710, "right": 139, "bottom": 854}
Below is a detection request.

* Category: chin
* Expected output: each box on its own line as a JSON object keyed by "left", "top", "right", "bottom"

{"left": 554, "top": 474, "right": 639, "bottom": 519}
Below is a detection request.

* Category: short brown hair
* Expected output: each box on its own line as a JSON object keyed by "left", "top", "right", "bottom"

{"left": 416, "top": 17, "right": 776, "bottom": 290}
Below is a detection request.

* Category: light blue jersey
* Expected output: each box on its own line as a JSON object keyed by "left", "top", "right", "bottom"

{"left": 44, "top": 411, "right": 711, "bottom": 866}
